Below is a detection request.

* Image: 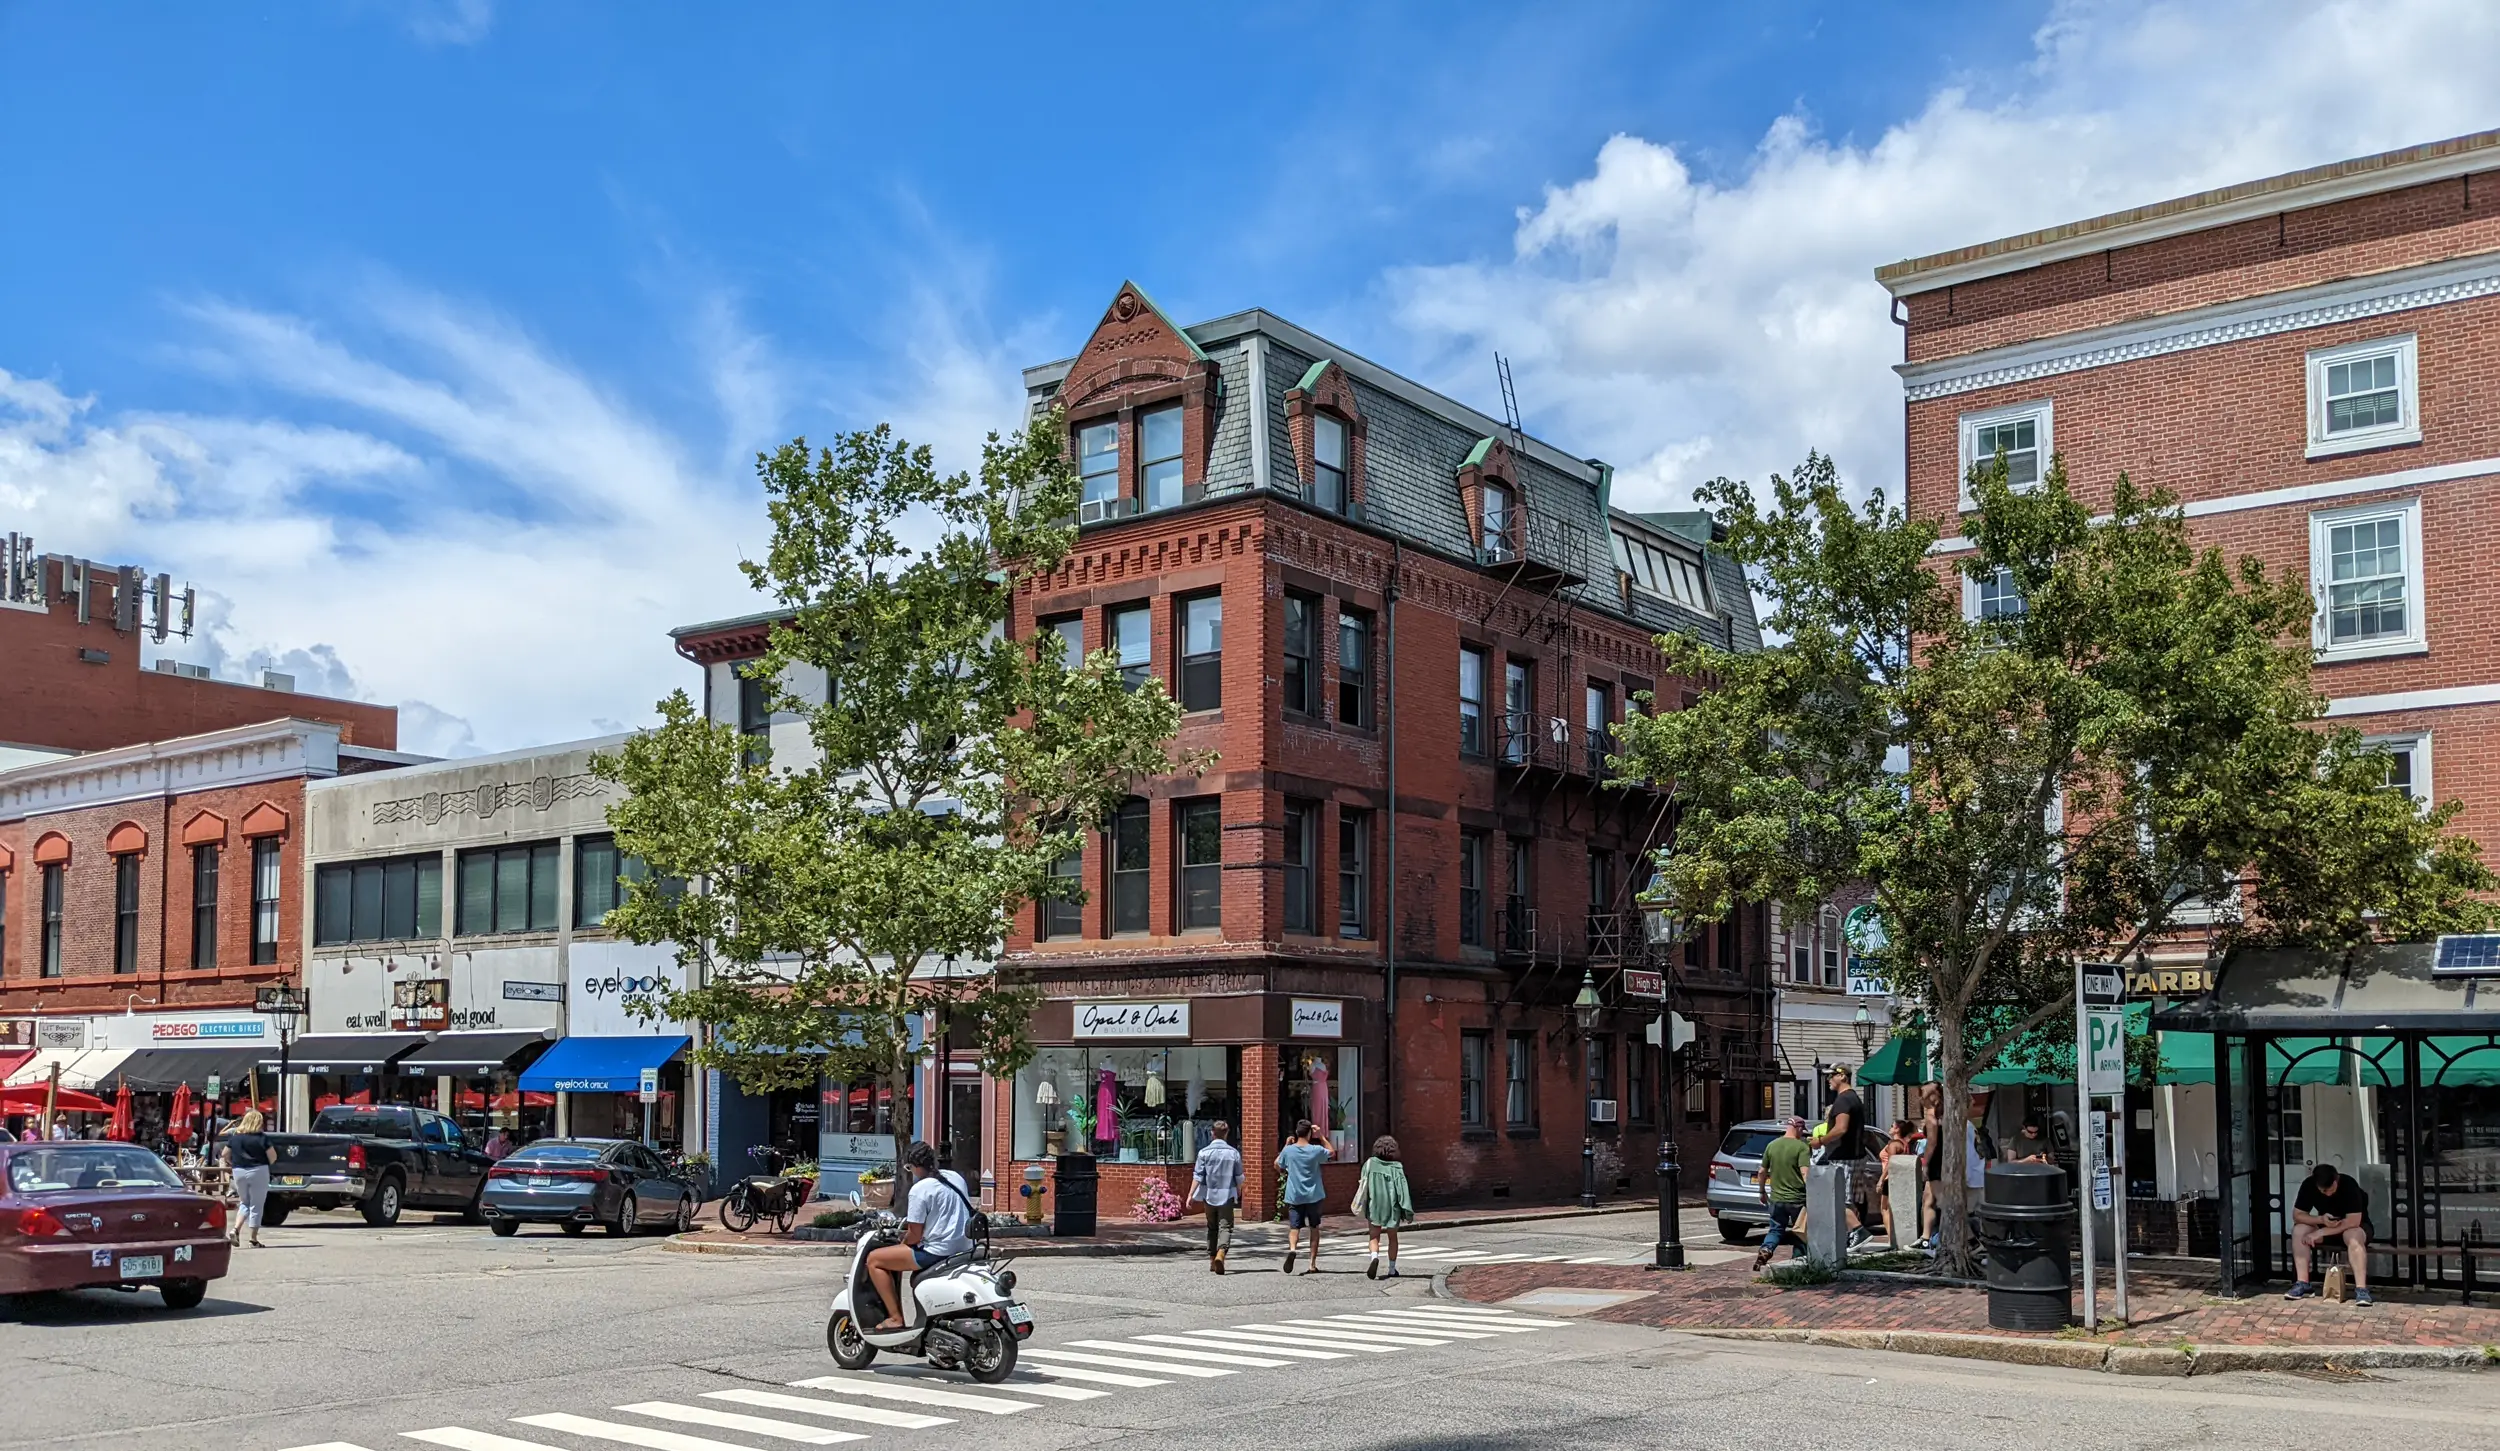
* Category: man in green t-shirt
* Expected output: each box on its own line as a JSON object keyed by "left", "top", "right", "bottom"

{"left": 1752, "top": 1117, "right": 1812, "bottom": 1271}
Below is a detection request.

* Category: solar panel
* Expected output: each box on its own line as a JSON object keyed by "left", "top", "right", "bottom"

{"left": 2432, "top": 934, "right": 2500, "bottom": 974}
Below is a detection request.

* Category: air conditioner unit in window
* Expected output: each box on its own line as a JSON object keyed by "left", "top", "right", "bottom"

{"left": 1079, "top": 498, "right": 1138, "bottom": 525}
{"left": 1587, "top": 1098, "right": 1620, "bottom": 1123}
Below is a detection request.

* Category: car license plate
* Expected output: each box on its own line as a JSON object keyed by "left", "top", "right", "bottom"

{"left": 119, "top": 1255, "right": 165, "bottom": 1279}
{"left": 526, "top": 1175, "right": 551, "bottom": 1187}
{"left": 1005, "top": 1305, "right": 1032, "bottom": 1326}
{"left": 277, "top": 1174, "right": 304, "bottom": 1186}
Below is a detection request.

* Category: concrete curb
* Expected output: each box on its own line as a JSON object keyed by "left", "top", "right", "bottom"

{"left": 1687, "top": 1327, "right": 2495, "bottom": 1374}
{"left": 659, "top": 1232, "right": 1192, "bottom": 1259}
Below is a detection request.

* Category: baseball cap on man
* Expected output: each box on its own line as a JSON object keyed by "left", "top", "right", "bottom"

{"left": 1783, "top": 1116, "right": 1808, "bottom": 1133}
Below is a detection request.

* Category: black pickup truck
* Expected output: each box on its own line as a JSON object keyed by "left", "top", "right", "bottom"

{"left": 262, "top": 1105, "right": 493, "bottom": 1227}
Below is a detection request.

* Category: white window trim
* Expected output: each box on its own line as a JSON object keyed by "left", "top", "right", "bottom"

{"left": 2306, "top": 334, "right": 2420, "bottom": 460}
{"left": 1956, "top": 399, "right": 2052, "bottom": 511}
{"left": 2361, "top": 730, "right": 2433, "bottom": 810}
{"left": 1959, "top": 565, "right": 2024, "bottom": 624}
{"left": 2308, "top": 497, "right": 2426, "bottom": 663}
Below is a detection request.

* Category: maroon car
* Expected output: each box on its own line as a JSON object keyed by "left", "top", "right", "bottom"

{"left": 1, "top": 1142, "right": 231, "bottom": 1311}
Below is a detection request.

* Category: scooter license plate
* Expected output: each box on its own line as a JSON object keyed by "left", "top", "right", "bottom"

{"left": 1005, "top": 1305, "right": 1032, "bottom": 1327}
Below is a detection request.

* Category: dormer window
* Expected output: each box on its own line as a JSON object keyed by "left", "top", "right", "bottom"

{"left": 1312, "top": 414, "right": 1348, "bottom": 514}
{"left": 1141, "top": 405, "right": 1185, "bottom": 511}
{"left": 1481, "top": 482, "right": 1516, "bottom": 561}
{"left": 1077, "top": 419, "right": 1120, "bottom": 516}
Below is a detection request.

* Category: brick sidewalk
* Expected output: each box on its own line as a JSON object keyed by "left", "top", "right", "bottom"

{"left": 1449, "top": 1258, "right": 2500, "bottom": 1348}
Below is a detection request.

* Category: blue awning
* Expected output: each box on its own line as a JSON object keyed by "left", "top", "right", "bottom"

{"left": 519, "top": 1036, "right": 690, "bottom": 1093}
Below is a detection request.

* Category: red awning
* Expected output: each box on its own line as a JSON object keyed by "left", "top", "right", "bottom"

{"left": 0, "top": 1049, "right": 32, "bottom": 1083}
{"left": 0, "top": 1083, "right": 113, "bottom": 1114}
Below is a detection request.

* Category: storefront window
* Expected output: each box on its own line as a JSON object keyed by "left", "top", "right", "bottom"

{"left": 1281, "top": 1045, "right": 1361, "bottom": 1162}
{"left": 1012, "top": 1045, "right": 1240, "bottom": 1164}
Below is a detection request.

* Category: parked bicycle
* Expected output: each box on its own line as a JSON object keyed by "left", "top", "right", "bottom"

{"left": 718, "top": 1144, "right": 815, "bottom": 1233}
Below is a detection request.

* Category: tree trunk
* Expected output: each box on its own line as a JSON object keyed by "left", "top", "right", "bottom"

{"left": 1933, "top": 998, "right": 1980, "bottom": 1277}
{"left": 890, "top": 1059, "right": 911, "bottom": 1212}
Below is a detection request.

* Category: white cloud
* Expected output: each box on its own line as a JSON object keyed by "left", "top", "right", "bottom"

{"left": 1385, "top": 0, "right": 2500, "bottom": 511}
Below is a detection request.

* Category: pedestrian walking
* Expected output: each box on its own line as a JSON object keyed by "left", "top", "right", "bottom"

{"left": 1186, "top": 1119, "right": 1243, "bottom": 1274}
{"left": 1352, "top": 1135, "right": 1414, "bottom": 1280}
{"left": 1820, "top": 1064, "right": 1873, "bottom": 1247}
{"left": 220, "top": 1109, "right": 273, "bottom": 1247}
{"left": 1276, "top": 1120, "right": 1332, "bottom": 1275}
{"left": 1752, "top": 1117, "right": 1811, "bottom": 1270}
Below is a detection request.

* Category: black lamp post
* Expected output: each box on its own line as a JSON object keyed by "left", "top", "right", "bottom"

{"left": 1573, "top": 970, "right": 1601, "bottom": 1211}
{"left": 1644, "top": 904, "right": 1687, "bottom": 1269}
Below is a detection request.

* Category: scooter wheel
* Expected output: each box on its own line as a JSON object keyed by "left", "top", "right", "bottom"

{"left": 826, "top": 1309, "right": 878, "bottom": 1370}
{"left": 964, "top": 1324, "right": 1018, "bottom": 1384}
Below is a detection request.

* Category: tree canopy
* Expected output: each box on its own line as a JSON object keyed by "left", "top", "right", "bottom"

{"left": 593, "top": 410, "right": 1190, "bottom": 1175}
{"left": 1614, "top": 451, "right": 2492, "bottom": 1265}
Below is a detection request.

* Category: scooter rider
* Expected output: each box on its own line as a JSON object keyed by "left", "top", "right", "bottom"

{"left": 865, "top": 1142, "right": 974, "bottom": 1333}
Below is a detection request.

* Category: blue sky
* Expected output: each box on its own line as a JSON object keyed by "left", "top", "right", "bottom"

{"left": 3, "top": 1, "right": 2494, "bottom": 753}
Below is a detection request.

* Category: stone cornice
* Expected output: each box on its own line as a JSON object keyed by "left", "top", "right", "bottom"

{"left": 0, "top": 719, "right": 342, "bottom": 823}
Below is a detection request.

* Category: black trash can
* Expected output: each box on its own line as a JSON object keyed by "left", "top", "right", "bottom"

{"left": 1052, "top": 1152, "right": 1099, "bottom": 1237}
{"left": 1975, "top": 1161, "right": 2073, "bottom": 1331}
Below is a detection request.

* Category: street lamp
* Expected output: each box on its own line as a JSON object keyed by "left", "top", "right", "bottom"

{"left": 1853, "top": 1003, "right": 1874, "bottom": 1059}
{"left": 1573, "top": 970, "right": 1602, "bottom": 1211}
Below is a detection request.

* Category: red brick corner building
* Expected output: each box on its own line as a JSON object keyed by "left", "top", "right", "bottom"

{"left": 1880, "top": 130, "right": 2500, "bottom": 949}
{"left": 990, "top": 284, "right": 1776, "bottom": 1219}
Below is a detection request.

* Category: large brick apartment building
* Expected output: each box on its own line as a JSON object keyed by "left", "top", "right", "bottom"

{"left": 991, "top": 285, "right": 1772, "bottom": 1214}
{"left": 1879, "top": 131, "right": 2500, "bottom": 944}
{"left": 673, "top": 287, "right": 1778, "bottom": 1215}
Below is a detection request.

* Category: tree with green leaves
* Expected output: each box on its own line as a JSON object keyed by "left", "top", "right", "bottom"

{"left": 594, "top": 411, "right": 1190, "bottom": 1201}
{"left": 1614, "top": 451, "right": 2492, "bottom": 1269}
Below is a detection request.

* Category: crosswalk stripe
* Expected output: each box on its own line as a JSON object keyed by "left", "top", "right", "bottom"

{"left": 284, "top": 1444, "right": 380, "bottom": 1451}
{"left": 1065, "top": 1338, "right": 1294, "bottom": 1368}
{"left": 1002, "top": 1363, "right": 1173, "bottom": 1389}
{"left": 1566, "top": 1255, "right": 1619, "bottom": 1263}
{"left": 611, "top": 1404, "right": 864, "bottom": 1445}
{"left": 1020, "top": 1348, "right": 1234, "bottom": 1378}
{"left": 1325, "top": 1314, "right": 1498, "bottom": 1338}
{"left": 1380, "top": 1247, "right": 1462, "bottom": 1257}
{"left": 702, "top": 1390, "right": 950, "bottom": 1430}
{"left": 1134, "top": 1333, "right": 1350, "bottom": 1360}
{"left": 869, "top": 1366, "right": 1108, "bottom": 1401}
{"left": 1271, "top": 1318, "right": 1454, "bottom": 1345}
{"left": 1395, "top": 1306, "right": 1577, "bottom": 1329}
{"left": 1519, "top": 1254, "right": 1571, "bottom": 1262}
{"left": 1357, "top": 1311, "right": 1546, "bottom": 1334}
{"left": 516, "top": 1413, "right": 770, "bottom": 1451}
{"left": 1198, "top": 1325, "right": 1406, "bottom": 1354}
{"left": 403, "top": 1431, "right": 557, "bottom": 1451}
{"left": 788, "top": 1377, "right": 1038, "bottom": 1414}
{"left": 1461, "top": 1253, "right": 1535, "bottom": 1263}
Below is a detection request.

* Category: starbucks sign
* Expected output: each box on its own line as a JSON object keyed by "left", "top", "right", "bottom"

{"left": 1843, "top": 905, "right": 1890, "bottom": 997}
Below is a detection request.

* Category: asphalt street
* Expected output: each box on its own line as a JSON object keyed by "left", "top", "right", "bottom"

{"left": 10, "top": 1208, "right": 2500, "bottom": 1451}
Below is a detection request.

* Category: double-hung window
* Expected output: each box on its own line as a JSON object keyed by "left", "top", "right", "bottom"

{"left": 113, "top": 855, "right": 140, "bottom": 975}
{"left": 1584, "top": 681, "right": 1611, "bottom": 776}
{"left": 250, "top": 839, "right": 282, "bottom": 963}
{"left": 1502, "top": 659, "right": 1532, "bottom": 765}
{"left": 1110, "top": 603, "right": 1152, "bottom": 690}
{"left": 1045, "top": 615, "right": 1085, "bottom": 673}
{"left": 1041, "top": 847, "right": 1083, "bottom": 940}
{"left": 1503, "top": 836, "right": 1531, "bottom": 951}
{"left": 1968, "top": 566, "right": 2026, "bottom": 623}
{"left": 1459, "top": 1030, "right": 1489, "bottom": 1128}
{"left": 1480, "top": 482, "right": 1515, "bottom": 561}
{"left": 1282, "top": 800, "right": 1316, "bottom": 933}
{"left": 737, "top": 668, "right": 770, "bottom": 769}
{"left": 1178, "top": 799, "right": 1222, "bottom": 930}
{"left": 190, "top": 844, "right": 219, "bottom": 971}
{"left": 1077, "top": 418, "right": 1121, "bottom": 514}
{"left": 1458, "top": 831, "right": 1487, "bottom": 948}
{"left": 1587, "top": 1034, "right": 1615, "bottom": 1120}
{"left": 1820, "top": 905, "right": 1842, "bottom": 987}
{"left": 1140, "top": 405, "right": 1184, "bottom": 512}
{"left": 1627, "top": 1035, "right": 1652, "bottom": 1124}
{"left": 1338, "top": 809, "right": 1370, "bottom": 938}
{"left": 1458, "top": 647, "right": 1487, "bottom": 755}
{"left": 1282, "top": 593, "right": 1318, "bottom": 717}
{"left": 2310, "top": 498, "right": 2424, "bottom": 660}
{"left": 2367, "top": 733, "right": 2432, "bottom": 809}
{"left": 1108, "top": 798, "right": 1150, "bottom": 933}
{"left": 1505, "top": 1031, "right": 1535, "bottom": 1128}
{"left": 1956, "top": 401, "right": 2051, "bottom": 507}
{"left": 1337, "top": 608, "right": 1371, "bottom": 726}
{"left": 1179, "top": 594, "right": 1222, "bottom": 710}
{"left": 456, "top": 842, "right": 559, "bottom": 937}
{"left": 1312, "top": 413, "right": 1348, "bottom": 514}
{"left": 40, "top": 865, "right": 63, "bottom": 978}
{"left": 2307, "top": 335, "right": 2419, "bottom": 458}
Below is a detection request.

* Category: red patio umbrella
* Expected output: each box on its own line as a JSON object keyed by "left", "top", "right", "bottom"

{"left": 109, "top": 1083, "right": 134, "bottom": 1142}
{"left": 167, "top": 1082, "right": 195, "bottom": 1144}
{"left": 0, "top": 1084, "right": 112, "bottom": 1114}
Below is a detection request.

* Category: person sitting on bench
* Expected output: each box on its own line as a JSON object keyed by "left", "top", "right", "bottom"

{"left": 2286, "top": 1162, "right": 2374, "bottom": 1307}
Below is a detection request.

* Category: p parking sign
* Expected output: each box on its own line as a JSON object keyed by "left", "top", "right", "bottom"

{"left": 2085, "top": 1008, "right": 2126, "bottom": 1095}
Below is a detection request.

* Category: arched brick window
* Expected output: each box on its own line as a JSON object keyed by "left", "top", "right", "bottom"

{"left": 1056, "top": 282, "right": 1221, "bottom": 521}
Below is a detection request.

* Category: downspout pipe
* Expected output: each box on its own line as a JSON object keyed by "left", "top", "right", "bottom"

{"left": 1383, "top": 541, "right": 1403, "bottom": 1141}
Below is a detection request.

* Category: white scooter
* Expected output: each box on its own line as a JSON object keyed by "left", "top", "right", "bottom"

{"left": 826, "top": 1212, "right": 1031, "bottom": 1384}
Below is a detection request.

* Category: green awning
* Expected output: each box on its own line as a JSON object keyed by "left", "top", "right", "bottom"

{"left": 2346, "top": 1037, "right": 2500, "bottom": 1087}
{"left": 1859, "top": 1033, "right": 1931, "bottom": 1086}
{"left": 2154, "top": 1029, "right": 2213, "bottom": 1085}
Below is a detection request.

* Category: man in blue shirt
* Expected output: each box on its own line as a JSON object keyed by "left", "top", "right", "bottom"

{"left": 1186, "top": 1120, "right": 1243, "bottom": 1274}
{"left": 1276, "top": 1120, "right": 1333, "bottom": 1275}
